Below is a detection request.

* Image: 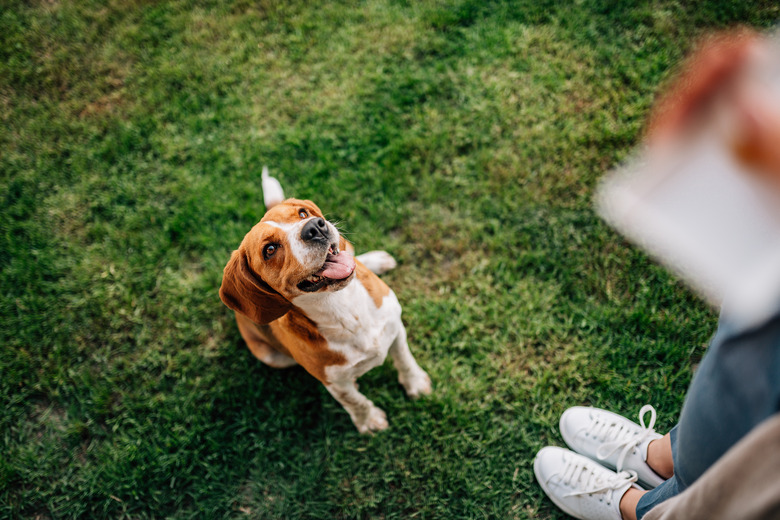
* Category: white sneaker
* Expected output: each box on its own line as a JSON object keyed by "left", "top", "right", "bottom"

{"left": 560, "top": 404, "right": 665, "bottom": 489}
{"left": 534, "top": 446, "right": 641, "bottom": 520}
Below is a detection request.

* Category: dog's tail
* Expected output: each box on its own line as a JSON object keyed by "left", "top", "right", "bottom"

{"left": 261, "top": 166, "right": 285, "bottom": 209}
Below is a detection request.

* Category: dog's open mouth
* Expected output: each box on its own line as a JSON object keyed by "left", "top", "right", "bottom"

{"left": 297, "top": 245, "right": 356, "bottom": 292}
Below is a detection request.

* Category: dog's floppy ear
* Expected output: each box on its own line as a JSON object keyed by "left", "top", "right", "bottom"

{"left": 219, "top": 247, "right": 291, "bottom": 324}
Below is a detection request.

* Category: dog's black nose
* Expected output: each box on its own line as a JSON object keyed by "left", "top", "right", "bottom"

{"left": 301, "top": 218, "right": 329, "bottom": 242}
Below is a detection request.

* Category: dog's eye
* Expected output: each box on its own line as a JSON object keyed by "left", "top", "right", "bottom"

{"left": 298, "top": 209, "right": 308, "bottom": 219}
{"left": 263, "top": 244, "right": 279, "bottom": 259}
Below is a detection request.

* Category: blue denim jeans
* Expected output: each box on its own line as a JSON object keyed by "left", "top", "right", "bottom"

{"left": 635, "top": 309, "right": 780, "bottom": 519}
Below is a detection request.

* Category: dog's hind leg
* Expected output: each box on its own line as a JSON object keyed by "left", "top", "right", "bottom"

{"left": 356, "top": 251, "right": 397, "bottom": 275}
{"left": 236, "top": 314, "right": 298, "bottom": 368}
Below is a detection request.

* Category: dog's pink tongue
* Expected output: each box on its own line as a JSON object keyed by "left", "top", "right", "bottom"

{"left": 318, "top": 251, "right": 356, "bottom": 280}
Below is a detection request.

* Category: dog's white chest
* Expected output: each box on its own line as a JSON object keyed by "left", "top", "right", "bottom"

{"left": 292, "top": 278, "right": 401, "bottom": 379}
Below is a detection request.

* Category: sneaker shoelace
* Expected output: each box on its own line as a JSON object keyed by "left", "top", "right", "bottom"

{"left": 559, "top": 454, "right": 638, "bottom": 505}
{"left": 591, "top": 404, "right": 658, "bottom": 472}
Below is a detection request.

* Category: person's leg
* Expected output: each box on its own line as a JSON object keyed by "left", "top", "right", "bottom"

{"left": 617, "top": 431, "right": 674, "bottom": 520}
{"left": 544, "top": 408, "right": 681, "bottom": 520}
{"left": 535, "top": 425, "right": 680, "bottom": 520}
{"left": 620, "top": 488, "right": 647, "bottom": 520}
{"left": 633, "top": 474, "right": 683, "bottom": 519}
{"left": 640, "top": 413, "right": 780, "bottom": 520}
{"left": 617, "top": 432, "right": 674, "bottom": 520}
{"left": 635, "top": 426, "right": 682, "bottom": 519}
{"left": 534, "top": 446, "right": 642, "bottom": 520}
{"left": 559, "top": 405, "right": 666, "bottom": 488}
{"left": 646, "top": 433, "right": 674, "bottom": 479}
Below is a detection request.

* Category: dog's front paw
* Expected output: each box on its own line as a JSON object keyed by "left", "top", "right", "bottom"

{"left": 355, "top": 405, "right": 389, "bottom": 434}
{"left": 356, "top": 251, "right": 397, "bottom": 275}
{"left": 400, "top": 370, "right": 432, "bottom": 399}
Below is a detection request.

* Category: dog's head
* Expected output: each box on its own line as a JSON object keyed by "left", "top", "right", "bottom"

{"left": 219, "top": 199, "right": 356, "bottom": 324}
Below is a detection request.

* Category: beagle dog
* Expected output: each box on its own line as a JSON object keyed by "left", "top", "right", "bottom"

{"left": 219, "top": 169, "right": 431, "bottom": 433}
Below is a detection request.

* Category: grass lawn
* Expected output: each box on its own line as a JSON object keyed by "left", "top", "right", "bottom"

{"left": 2, "top": 1, "right": 778, "bottom": 518}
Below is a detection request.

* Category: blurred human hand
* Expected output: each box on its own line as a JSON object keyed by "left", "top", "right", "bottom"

{"left": 648, "top": 29, "right": 780, "bottom": 182}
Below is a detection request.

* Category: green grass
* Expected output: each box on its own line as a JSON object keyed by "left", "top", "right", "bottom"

{"left": 1, "top": 0, "right": 778, "bottom": 518}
